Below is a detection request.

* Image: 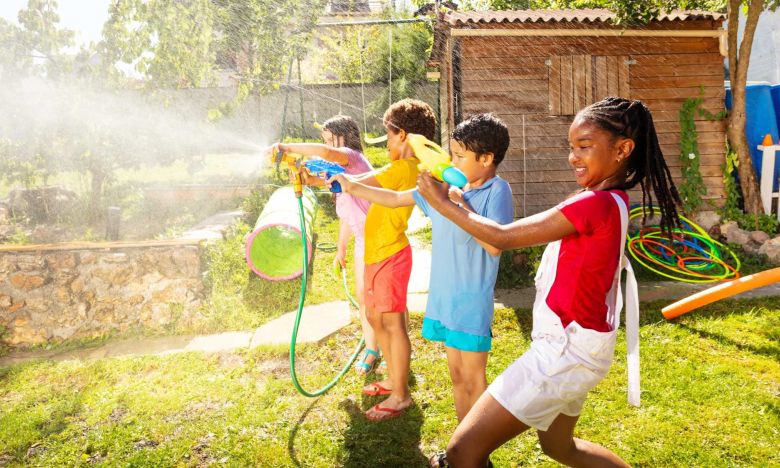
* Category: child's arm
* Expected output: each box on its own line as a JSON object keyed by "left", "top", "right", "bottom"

{"left": 274, "top": 143, "right": 350, "bottom": 166}
{"left": 417, "top": 173, "right": 576, "bottom": 250}
{"left": 346, "top": 171, "right": 382, "bottom": 188}
{"left": 329, "top": 174, "right": 414, "bottom": 207}
{"left": 448, "top": 187, "right": 502, "bottom": 257}
{"left": 334, "top": 221, "right": 350, "bottom": 270}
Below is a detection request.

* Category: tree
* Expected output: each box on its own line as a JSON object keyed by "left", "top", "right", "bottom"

{"left": 722, "top": 0, "right": 780, "bottom": 216}
{"left": 0, "top": 0, "right": 328, "bottom": 222}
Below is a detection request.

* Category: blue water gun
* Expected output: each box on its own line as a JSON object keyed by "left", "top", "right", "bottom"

{"left": 303, "top": 158, "right": 345, "bottom": 193}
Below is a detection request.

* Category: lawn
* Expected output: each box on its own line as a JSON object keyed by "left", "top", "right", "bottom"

{"left": 1, "top": 297, "right": 778, "bottom": 466}
{"left": 2, "top": 143, "right": 778, "bottom": 466}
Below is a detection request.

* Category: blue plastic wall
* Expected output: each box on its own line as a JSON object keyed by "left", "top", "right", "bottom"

{"left": 726, "top": 83, "right": 780, "bottom": 189}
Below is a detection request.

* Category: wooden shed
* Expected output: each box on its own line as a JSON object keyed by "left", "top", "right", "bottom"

{"left": 428, "top": 9, "right": 727, "bottom": 217}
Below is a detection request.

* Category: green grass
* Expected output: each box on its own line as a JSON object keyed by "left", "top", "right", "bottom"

{"left": 1, "top": 298, "right": 778, "bottom": 466}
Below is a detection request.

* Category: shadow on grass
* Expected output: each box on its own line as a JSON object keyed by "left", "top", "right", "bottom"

{"left": 641, "top": 297, "right": 780, "bottom": 360}
{"left": 676, "top": 323, "right": 780, "bottom": 361}
{"left": 338, "top": 396, "right": 426, "bottom": 468}
{"left": 511, "top": 307, "right": 533, "bottom": 336}
{"left": 287, "top": 398, "right": 321, "bottom": 467}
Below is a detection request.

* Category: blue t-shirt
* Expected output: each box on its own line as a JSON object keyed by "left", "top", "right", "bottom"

{"left": 412, "top": 176, "right": 514, "bottom": 337}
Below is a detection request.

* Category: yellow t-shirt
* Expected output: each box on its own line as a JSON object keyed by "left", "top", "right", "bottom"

{"left": 364, "top": 157, "right": 420, "bottom": 264}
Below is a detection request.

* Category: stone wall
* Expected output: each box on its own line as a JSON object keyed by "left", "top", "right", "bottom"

{"left": 0, "top": 241, "right": 204, "bottom": 347}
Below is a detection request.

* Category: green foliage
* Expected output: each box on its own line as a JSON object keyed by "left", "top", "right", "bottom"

{"left": 4, "top": 0, "right": 76, "bottom": 81}
{"left": 718, "top": 149, "right": 780, "bottom": 235}
{"left": 306, "top": 20, "right": 431, "bottom": 129}
{"left": 6, "top": 225, "right": 30, "bottom": 245}
{"left": 496, "top": 245, "right": 545, "bottom": 288}
{"left": 101, "top": 0, "right": 217, "bottom": 89}
{"left": 677, "top": 91, "right": 727, "bottom": 215}
{"left": 364, "top": 145, "right": 390, "bottom": 167}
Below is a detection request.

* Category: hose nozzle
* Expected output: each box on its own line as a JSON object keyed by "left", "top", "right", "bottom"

{"left": 273, "top": 146, "right": 304, "bottom": 197}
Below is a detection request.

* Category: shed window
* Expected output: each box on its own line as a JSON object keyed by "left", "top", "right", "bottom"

{"left": 548, "top": 55, "right": 630, "bottom": 116}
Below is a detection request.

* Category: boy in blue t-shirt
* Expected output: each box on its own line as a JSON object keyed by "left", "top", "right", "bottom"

{"left": 330, "top": 113, "right": 514, "bottom": 422}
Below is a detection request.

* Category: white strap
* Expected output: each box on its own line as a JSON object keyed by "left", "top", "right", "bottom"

{"left": 610, "top": 193, "right": 641, "bottom": 407}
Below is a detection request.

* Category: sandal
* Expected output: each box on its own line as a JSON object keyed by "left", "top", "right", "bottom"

{"left": 361, "top": 381, "right": 393, "bottom": 396}
{"left": 354, "top": 348, "right": 380, "bottom": 375}
{"left": 429, "top": 452, "right": 448, "bottom": 468}
{"left": 428, "top": 452, "right": 492, "bottom": 468}
{"left": 365, "top": 402, "right": 406, "bottom": 421}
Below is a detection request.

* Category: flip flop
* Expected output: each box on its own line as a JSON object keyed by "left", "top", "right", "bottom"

{"left": 365, "top": 403, "right": 405, "bottom": 422}
{"left": 361, "top": 382, "right": 393, "bottom": 396}
{"left": 354, "top": 348, "right": 380, "bottom": 375}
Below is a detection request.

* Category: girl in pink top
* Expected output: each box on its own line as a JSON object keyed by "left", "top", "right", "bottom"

{"left": 270, "top": 115, "right": 379, "bottom": 375}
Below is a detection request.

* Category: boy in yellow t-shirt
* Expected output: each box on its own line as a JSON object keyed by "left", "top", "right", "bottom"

{"left": 345, "top": 98, "right": 436, "bottom": 421}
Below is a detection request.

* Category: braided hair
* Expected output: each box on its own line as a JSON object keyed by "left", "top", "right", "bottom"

{"left": 576, "top": 97, "right": 681, "bottom": 235}
{"left": 323, "top": 115, "right": 363, "bottom": 153}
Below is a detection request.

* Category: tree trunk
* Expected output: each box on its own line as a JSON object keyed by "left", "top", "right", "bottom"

{"left": 727, "top": 0, "right": 765, "bottom": 216}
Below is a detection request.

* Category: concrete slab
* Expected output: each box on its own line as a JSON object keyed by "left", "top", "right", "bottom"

{"left": 408, "top": 248, "right": 431, "bottom": 294}
{"left": 407, "top": 206, "right": 432, "bottom": 294}
{"left": 493, "top": 280, "right": 780, "bottom": 311}
{"left": 249, "top": 301, "right": 352, "bottom": 347}
{"left": 182, "top": 331, "right": 253, "bottom": 353}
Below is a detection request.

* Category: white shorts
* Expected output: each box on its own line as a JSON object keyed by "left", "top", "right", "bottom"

{"left": 488, "top": 322, "right": 615, "bottom": 431}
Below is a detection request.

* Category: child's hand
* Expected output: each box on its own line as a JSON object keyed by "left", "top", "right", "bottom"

{"left": 333, "top": 252, "right": 346, "bottom": 271}
{"left": 328, "top": 173, "right": 352, "bottom": 193}
{"left": 301, "top": 170, "right": 324, "bottom": 187}
{"left": 264, "top": 143, "right": 281, "bottom": 161}
{"left": 417, "top": 172, "right": 450, "bottom": 209}
{"left": 448, "top": 186, "right": 465, "bottom": 206}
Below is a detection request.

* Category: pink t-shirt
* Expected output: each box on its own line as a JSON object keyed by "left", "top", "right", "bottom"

{"left": 546, "top": 190, "right": 628, "bottom": 332}
{"left": 336, "top": 148, "right": 372, "bottom": 231}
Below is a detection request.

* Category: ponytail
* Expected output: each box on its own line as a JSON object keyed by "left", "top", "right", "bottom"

{"left": 577, "top": 97, "right": 681, "bottom": 234}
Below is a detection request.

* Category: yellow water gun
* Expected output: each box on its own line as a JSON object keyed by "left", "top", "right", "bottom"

{"left": 407, "top": 134, "right": 468, "bottom": 188}
{"left": 272, "top": 146, "right": 304, "bottom": 197}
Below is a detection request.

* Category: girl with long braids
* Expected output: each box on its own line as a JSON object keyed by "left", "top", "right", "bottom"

{"left": 268, "top": 115, "right": 380, "bottom": 376}
{"left": 420, "top": 97, "right": 681, "bottom": 467}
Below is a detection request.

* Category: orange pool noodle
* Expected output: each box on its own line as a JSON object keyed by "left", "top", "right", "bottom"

{"left": 662, "top": 267, "right": 780, "bottom": 319}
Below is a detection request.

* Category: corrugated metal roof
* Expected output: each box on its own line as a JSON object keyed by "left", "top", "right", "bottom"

{"left": 445, "top": 9, "right": 726, "bottom": 26}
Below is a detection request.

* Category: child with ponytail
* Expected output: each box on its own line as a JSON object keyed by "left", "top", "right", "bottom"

{"left": 419, "top": 97, "right": 681, "bottom": 467}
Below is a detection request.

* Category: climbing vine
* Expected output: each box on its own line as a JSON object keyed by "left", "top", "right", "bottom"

{"left": 719, "top": 148, "right": 780, "bottom": 234}
{"left": 677, "top": 89, "right": 727, "bottom": 214}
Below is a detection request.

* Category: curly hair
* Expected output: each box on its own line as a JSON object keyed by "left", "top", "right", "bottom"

{"left": 451, "top": 113, "right": 510, "bottom": 166}
{"left": 322, "top": 115, "right": 363, "bottom": 153}
{"left": 576, "top": 96, "right": 681, "bottom": 234}
{"left": 383, "top": 98, "right": 436, "bottom": 141}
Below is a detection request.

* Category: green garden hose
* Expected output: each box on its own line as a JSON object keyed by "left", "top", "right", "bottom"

{"left": 289, "top": 195, "right": 364, "bottom": 397}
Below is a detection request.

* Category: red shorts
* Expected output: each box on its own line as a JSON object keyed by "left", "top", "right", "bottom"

{"left": 364, "top": 245, "right": 412, "bottom": 313}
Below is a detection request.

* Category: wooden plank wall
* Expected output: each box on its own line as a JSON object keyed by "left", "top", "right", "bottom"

{"left": 457, "top": 32, "right": 726, "bottom": 218}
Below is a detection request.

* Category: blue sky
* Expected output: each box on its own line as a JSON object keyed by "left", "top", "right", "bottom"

{"left": 0, "top": 0, "right": 112, "bottom": 46}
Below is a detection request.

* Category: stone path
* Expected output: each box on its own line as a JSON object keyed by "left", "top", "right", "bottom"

{"left": 3, "top": 208, "right": 780, "bottom": 367}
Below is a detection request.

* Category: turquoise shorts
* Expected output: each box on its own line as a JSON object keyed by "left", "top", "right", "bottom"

{"left": 422, "top": 317, "right": 492, "bottom": 352}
